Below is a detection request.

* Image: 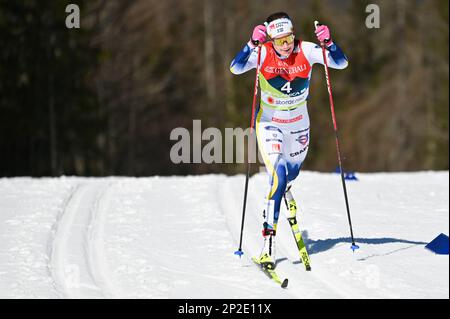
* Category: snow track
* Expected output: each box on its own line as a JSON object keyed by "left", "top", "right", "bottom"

{"left": 0, "top": 172, "right": 448, "bottom": 298}
{"left": 49, "top": 180, "right": 115, "bottom": 298}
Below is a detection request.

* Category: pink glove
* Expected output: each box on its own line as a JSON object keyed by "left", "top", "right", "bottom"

{"left": 315, "top": 24, "right": 333, "bottom": 46}
{"left": 251, "top": 25, "right": 266, "bottom": 46}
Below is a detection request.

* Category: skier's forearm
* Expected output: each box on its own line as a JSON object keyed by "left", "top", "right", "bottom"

{"left": 326, "top": 43, "right": 348, "bottom": 69}
{"left": 305, "top": 41, "right": 348, "bottom": 70}
{"left": 230, "top": 41, "right": 258, "bottom": 74}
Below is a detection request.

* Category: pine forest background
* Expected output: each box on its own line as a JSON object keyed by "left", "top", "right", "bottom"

{"left": 0, "top": 0, "right": 448, "bottom": 177}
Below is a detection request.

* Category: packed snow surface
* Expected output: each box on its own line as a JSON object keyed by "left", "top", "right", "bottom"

{"left": 0, "top": 171, "right": 448, "bottom": 298}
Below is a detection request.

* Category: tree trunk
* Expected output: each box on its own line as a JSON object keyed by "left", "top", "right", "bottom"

{"left": 48, "top": 64, "right": 57, "bottom": 176}
{"left": 204, "top": 0, "right": 216, "bottom": 124}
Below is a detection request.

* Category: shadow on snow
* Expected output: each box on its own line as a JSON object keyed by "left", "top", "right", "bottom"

{"left": 301, "top": 231, "right": 428, "bottom": 255}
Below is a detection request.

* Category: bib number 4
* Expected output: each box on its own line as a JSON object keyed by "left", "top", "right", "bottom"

{"left": 281, "top": 81, "right": 293, "bottom": 94}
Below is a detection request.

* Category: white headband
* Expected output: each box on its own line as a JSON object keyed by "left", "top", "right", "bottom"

{"left": 266, "top": 18, "right": 294, "bottom": 38}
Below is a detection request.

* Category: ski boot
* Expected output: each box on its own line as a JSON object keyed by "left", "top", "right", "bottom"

{"left": 259, "top": 222, "right": 277, "bottom": 270}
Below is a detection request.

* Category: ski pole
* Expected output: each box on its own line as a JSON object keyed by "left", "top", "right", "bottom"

{"left": 234, "top": 42, "right": 262, "bottom": 257}
{"left": 314, "top": 21, "right": 359, "bottom": 252}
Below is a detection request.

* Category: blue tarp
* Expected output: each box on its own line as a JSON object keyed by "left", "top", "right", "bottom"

{"left": 425, "top": 233, "right": 449, "bottom": 255}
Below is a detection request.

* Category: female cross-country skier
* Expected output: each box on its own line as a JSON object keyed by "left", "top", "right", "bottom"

{"left": 230, "top": 12, "right": 348, "bottom": 268}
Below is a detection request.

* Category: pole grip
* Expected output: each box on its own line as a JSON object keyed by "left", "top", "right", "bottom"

{"left": 314, "top": 20, "right": 320, "bottom": 30}
{"left": 314, "top": 20, "right": 330, "bottom": 44}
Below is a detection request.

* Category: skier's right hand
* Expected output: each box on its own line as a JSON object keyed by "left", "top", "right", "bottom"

{"left": 251, "top": 25, "right": 266, "bottom": 46}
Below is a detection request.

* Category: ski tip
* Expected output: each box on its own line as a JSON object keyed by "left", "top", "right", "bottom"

{"left": 351, "top": 244, "right": 360, "bottom": 252}
{"left": 281, "top": 279, "right": 289, "bottom": 289}
{"left": 234, "top": 250, "right": 244, "bottom": 258}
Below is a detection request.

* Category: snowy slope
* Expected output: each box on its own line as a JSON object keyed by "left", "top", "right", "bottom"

{"left": 0, "top": 172, "right": 448, "bottom": 298}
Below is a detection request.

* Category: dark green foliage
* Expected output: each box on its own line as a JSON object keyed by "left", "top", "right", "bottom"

{"left": 0, "top": 0, "right": 448, "bottom": 176}
{"left": 0, "top": 0, "right": 102, "bottom": 176}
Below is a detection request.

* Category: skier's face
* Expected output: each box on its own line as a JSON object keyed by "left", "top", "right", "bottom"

{"left": 272, "top": 33, "right": 295, "bottom": 58}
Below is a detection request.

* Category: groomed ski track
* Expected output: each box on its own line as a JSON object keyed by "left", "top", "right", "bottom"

{"left": 48, "top": 180, "right": 116, "bottom": 298}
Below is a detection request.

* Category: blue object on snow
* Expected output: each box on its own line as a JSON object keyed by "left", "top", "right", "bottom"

{"left": 234, "top": 250, "right": 244, "bottom": 257}
{"left": 351, "top": 243, "right": 360, "bottom": 252}
{"left": 345, "top": 172, "right": 358, "bottom": 181}
{"left": 333, "top": 167, "right": 358, "bottom": 181}
{"left": 425, "top": 233, "right": 449, "bottom": 255}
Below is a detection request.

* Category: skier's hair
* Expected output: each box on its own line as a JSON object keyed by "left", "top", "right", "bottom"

{"left": 265, "top": 12, "right": 291, "bottom": 24}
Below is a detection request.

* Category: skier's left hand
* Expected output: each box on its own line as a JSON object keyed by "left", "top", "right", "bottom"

{"left": 315, "top": 24, "right": 333, "bottom": 46}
